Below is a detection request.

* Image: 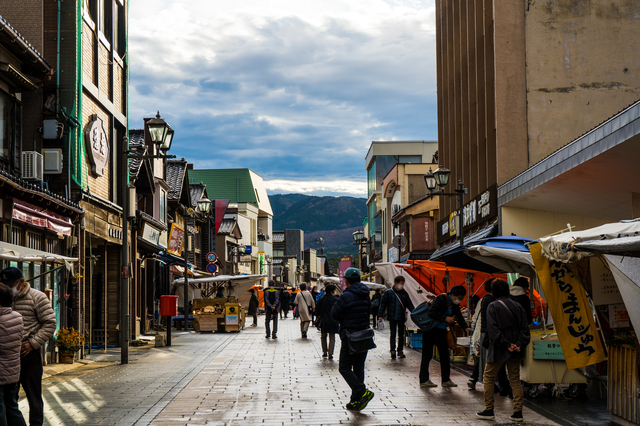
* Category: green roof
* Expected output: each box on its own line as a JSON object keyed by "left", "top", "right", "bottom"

{"left": 188, "top": 169, "right": 273, "bottom": 216}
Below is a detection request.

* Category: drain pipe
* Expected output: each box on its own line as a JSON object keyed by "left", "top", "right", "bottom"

{"left": 56, "top": 0, "right": 61, "bottom": 114}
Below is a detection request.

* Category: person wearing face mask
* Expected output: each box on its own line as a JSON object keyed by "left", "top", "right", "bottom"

{"left": 419, "top": 285, "right": 471, "bottom": 387}
{"left": 1, "top": 267, "right": 56, "bottom": 426}
{"left": 378, "top": 276, "right": 415, "bottom": 359}
{"left": 314, "top": 284, "right": 340, "bottom": 359}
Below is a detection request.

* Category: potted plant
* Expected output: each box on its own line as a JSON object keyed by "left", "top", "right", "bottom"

{"left": 55, "top": 327, "right": 85, "bottom": 364}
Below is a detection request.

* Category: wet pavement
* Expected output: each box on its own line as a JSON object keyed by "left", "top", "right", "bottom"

{"left": 17, "top": 317, "right": 600, "bottom": 425}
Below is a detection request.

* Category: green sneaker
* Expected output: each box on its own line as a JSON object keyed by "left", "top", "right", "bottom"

{"left": 346, "top": 401, "right": 358, "bottom": 410}
{"left": 354, "top": 390, "right": 375, "bottom": 411}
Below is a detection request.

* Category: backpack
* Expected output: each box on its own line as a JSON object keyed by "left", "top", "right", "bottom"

{"left": 410, "top": 301, "right": 439, "bottom": 332}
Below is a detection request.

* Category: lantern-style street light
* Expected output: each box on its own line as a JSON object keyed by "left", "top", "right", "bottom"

{"left": 423, "top": 164, "right": 467, "bottom": 249}
{"left": 352, "top": 229, "right": 368, "bottom": 272}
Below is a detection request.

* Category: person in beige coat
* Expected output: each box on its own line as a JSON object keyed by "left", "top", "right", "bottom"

{"left": 294, "top": 283, "right": 315, "bottom": 338}
{"left": 0, "top": 283, "right": 27, "bottom": 426}
{"left": 2, "top": 267, "right": 56, "bottom": 426}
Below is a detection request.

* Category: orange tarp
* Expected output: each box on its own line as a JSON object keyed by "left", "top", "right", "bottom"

{"left": 399, "top": 260, "right": 547, "bottom": 317}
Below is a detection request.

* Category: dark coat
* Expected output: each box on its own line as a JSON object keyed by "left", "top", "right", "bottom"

{"left": 486, "top": 296, "right": 531, "bottom": 363}
{"left": 427, "top": 293, "right": 468, "bottom": 329}
{"left": 264, "top": 288, "right": 281, "bottom": 312}
{"left": 281, "top": 291, "right": 291, "bottom": 307}
{"left": 480, "top": 294, "right": 496, "bottom": 333}
{"left": 330, "top": 282, "right": 371, "bottom": 339}
{"left": 248, "top": 294, "right": 259, "bottom": 316}
{"left": 316, "top": 294, "right": 340, "bottom": 334}
{"left": 378, "top": 287, "right": 415, "bottom": 322}
{"left": 510, "top": 286, "right": 533, "bottom": 325}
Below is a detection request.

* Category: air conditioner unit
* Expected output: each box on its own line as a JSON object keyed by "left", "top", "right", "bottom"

{"left": 22, "top": 151, "right": 44, "bottom": 180}
{"left": 42, "top": 149, "right": 63, "bottom": 174}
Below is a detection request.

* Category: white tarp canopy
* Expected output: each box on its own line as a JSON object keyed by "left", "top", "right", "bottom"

{"left": 464, "top": 245, "right": 535, "bottom": 276}
{"left": 172, "top": 274, "right": 266, "bottom": 296}
{"left": 0, "top": 241, "right": 76, "bottom": 271}
{"left": 540, "top": 219, "right": 640, "bottom": 263}
{"left": 317, "top": 276, "right": 387, "bottom": 293}
{"left": 376, "top": 262, "right": 436, "bottom": 329}
{"left": 604, "top": 255, "right": 640, "bottom": 337}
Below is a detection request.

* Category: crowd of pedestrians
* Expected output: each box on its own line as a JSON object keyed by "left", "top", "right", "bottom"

{"left": 260, "top": 271, "right": 531, "bottom": 421}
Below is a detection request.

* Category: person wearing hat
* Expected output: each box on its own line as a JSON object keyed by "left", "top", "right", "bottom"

{"left": 264, "top": 280, "right": 280, "bottom": 339}
{"left": 1, "top": 267, "right": 56, "bottom": 426}
{"left": 418, "top": 285, "right": 471, "bottom": 388}
{"left": 330, "top": 267, "right": 375, "bottom": 411}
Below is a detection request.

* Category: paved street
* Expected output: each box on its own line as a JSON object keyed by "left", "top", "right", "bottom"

{"left": 21, "top": 317, "right": 561, "bottom": 425}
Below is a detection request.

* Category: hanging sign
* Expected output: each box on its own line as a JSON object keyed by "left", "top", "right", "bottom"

{"left": 167, "top": 223, "right": 185, "bottom": 256}
{"left": 529, "top": 243, "right": 606, "bottom": 370}
{"left": 85, "top": 114, "right": 109, "bottom": 176}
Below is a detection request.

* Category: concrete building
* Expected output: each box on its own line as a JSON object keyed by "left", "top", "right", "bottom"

{"left": 364, "top": 141, "right": 438, "bottom": 264}
{"left": 272, "top": 229, "right": 304, "bottom": 285}
{"left": 435, "top": 0, "right": 640, "bottom": 223}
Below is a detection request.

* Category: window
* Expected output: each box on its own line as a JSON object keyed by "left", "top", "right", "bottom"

{"left": 113, "top": 1, "right": 125, "bottom": 56}
{"left": 159, "top": 189, "right": 167, "bottom": 223}
{"left": 0, "top": 91, "right": 21, "bottom": 169}
{"left": 0, "top": 91, "right": 9, "bottom": 158}
{"left": 99, "top": 0, "right": 113, "bottom": 42}
{"left": 84, "top": 0, "right": 98, "bottom": 24}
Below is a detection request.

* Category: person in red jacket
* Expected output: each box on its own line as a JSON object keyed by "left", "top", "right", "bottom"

{"left": 0, "top": 282, "right": 27, "bottom": 426}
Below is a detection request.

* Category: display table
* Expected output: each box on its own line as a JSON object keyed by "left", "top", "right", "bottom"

{"left": 192, "top": 298, "right": 246, "bottom": 333}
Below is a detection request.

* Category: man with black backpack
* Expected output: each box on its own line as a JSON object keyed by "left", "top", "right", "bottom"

{"left": 378, "top": 276, "right": 415, "bottom": 359}
{"left": 477, "top": 279, "right": 531, "bottom": 423}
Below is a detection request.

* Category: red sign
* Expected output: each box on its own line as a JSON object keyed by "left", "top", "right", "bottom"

{"left": 167, "top": 223, "right": 185, "bottom": 256}
{"left": 412, "top": 217, "right": 435, "bottom": 251}
{"left": 338, "top": 256, "right": 353, "bottom": 290}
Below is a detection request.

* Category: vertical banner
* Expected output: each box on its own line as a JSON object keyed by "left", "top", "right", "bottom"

{"left": 258, "top": 251, "right": 265, "bottom": 283}
{"left": 529, "top": 243, "right": 606, "bottom": 370}
{"left": 338, "top": 256, "right": 353, "bottom": 290}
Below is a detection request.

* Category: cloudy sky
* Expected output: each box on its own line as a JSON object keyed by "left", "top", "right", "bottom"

{"left": 129, "top": 0, "right": 437, "bottom": 197}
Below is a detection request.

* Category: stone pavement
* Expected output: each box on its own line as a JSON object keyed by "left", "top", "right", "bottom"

{"left": 150, "top": 318, "right": 558, "bottom": 426}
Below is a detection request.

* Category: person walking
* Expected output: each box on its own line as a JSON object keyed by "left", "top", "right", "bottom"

{"left": 468, "top": 278, "right": 495, "bottom": 389}
{"left": 477, "top": 279, "right": 531, "bottom": 423}
{"left": 315, "top": 284, "right": 339, "bottom": 359}
{"left": 0, "top": 283, "right": 27, "bottom": 426}
{"left": 248, "top": 289, "right": 259, "bottom": 326}
{"left": 294, "top": 283, "right": 315, "bottom": 338}
{"left": 280, "top": 289, "right": 291, "bottom": 318}
{"left": 419, "top": 285, "right": 470, "bottom": 388}
{"left": 3, "top": 267, "right": 56, "bottom": 426}
{"left": 330, "top": 268, "right": 375, "bottom": 411}
{"left": 371, "top": 289, "right": 382, "bottom": 328}
{"left": 264, "top": 282, "right": 280, "bottom": 339}
{"left": 510, "top": 277, "right": 533, "bottom": 325}
{"left": 378, "top": 276, "right": 415, "bottom": 359}
{"left": 310, "top": 286, "right": 319, "bottom": 322}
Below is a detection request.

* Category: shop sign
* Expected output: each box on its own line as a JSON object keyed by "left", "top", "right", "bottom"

{"left": 413, "top": 217, "right": 435, "bottom": 251}
{"left": 258, "top": 251, "right": 265, "bottom": 278}
{"left": 530, "top": 243, "right": 606, "bottom": 370}
{"left": 338, "top": 256, "right": 353, "bottom": 290}
{"left": 226, "top": 305, "right": 239, "bottom": 325}
{"left": 158, "top": 230, "right": 168, "bottom": 249}
{"left": 591, "top": 257, "right": 622, "bottom": 305}
{"left": 141, "top": 222, "right": 161, "bottom": 246}
{"left": 85, "top": 115, "right": 109, "bottom": 176}
{"left": 388, "top": 247, "right": 399, "bottom": 263}
{"left": 167, "top": 223, "right": 185, "bottom": 256}
{"left": 609, "top": 303, "right": 629, "bottom": 328}
{"left": 437, "top": 184, "right": 497, "bottom": 245}
{"left": 533, "top": 341, "right": 565, "bottom": 360}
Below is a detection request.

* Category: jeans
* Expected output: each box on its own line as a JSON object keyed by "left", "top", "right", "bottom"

{"left": 388, "top": 320, "right": 405, "bottom": 352}
{"left": 321, "top": 333, "right": 335, "bottom": 355}
{"left": 419, "top": 328, "right": 450, "bottom": 383}
{"left": 19, "top": 350, "right": 43, "bottom": 426}
{"left": 0, "top": 382, "right": 26, "bottom": 426}
{"left": 338, "top": 339, "right": 368, "bottom": 401}
{"left": 483, "top": 359, "right": 524, "bottom": 412}
{"left": 265, "top": 309, "right": 278, "bottom": 337}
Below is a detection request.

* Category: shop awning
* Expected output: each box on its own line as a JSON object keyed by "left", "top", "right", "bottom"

{"left": 172, "top": 274, "right": 266, "bottom": 297}
{"left": 316, "top": 276, "right": 387, "bottom": 292}
{"left": 12, "top": 198, "right": 73, "bottom": 236}
{"left": 604, "top": 255, "right": 640, "bottom": 340}
{"left": 464, "top": 235, "right": 537, "bottom": 275}
{"left": 429, "top": 222, "right": 497, "bottom": 264}
{"left": 0, "top": 241, "right": 77, "bottom": 270}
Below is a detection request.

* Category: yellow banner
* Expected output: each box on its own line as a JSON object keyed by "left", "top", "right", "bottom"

{"left": 529, "top": 243, "right": 606, "bottom": 370}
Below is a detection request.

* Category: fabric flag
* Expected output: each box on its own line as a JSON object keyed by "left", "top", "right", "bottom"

{"left": 529, "top": 243, "right": 606, "bottom": 370}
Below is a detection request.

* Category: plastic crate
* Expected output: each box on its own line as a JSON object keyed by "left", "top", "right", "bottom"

{"left": 410, "top": 332, "right": 422, "bottom": 349}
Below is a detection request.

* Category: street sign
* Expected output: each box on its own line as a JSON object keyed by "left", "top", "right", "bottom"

{"left": 206, "top": 252, "right": 217, "bottom": 263}
{"left": 206, "top": 263, "right": 217, "bottom": 274}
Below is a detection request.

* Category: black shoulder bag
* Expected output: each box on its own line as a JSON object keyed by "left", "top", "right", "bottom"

{"left": 345, "top": 328, "right": 376, "bottom": 354}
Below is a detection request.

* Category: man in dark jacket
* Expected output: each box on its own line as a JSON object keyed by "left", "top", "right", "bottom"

{"left": 477, "top": 279, "right": 530, "bottom": 423}
{"left": 510, "top": 277, "right": 533, "bottom": 325}
{"left": 419, "top": 285, "right": 470, "bottom": 387}
{"left": 264, "top": 282, "right": 280, "bottom": 339}
{"left": 248, "top": 289, "right": 259, "bottom": 326}
{"left": 378, "top": 276, "right": 415, "bottom": 359}
{"left": 315, "top": 284, "right": 340, "bottom": 359}
{"left": 280, "top": 289, "right": 291, "bottom": 319}
{"left": 331, "top": 268, "right": 375, "bottom": 411}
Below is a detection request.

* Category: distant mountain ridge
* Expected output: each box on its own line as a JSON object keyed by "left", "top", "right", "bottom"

{"left": 270, "top": 193, "right": 367, "bottom": 255}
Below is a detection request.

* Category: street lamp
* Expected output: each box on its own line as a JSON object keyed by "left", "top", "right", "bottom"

{"left": 197, "top": 197, "right": 212, "bottom": 215}
{"left": 352, "top": 229, "right": 368, "bottom": 273}
{"left": 120, "top": 112, "right": 176, "bottom": 365}
{"left": 352, "top": 229, "right": 364, "bottom": 243}
{"left": 423, "top": 164, "right": 467, "bottom": 249}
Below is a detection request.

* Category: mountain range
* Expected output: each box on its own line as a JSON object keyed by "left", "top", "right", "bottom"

{"left": 270, "top": 193, "right": 367, "bottom": 256}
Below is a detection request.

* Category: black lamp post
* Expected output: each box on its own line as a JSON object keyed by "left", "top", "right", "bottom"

{"left": 424, "top": 165, "right": 467, "bottom": 248}
{"left": 352, "top": 229, "right": 368, "bottom": 273}
{"left": 120, "top": 112, "right": 175, "bottom": 364}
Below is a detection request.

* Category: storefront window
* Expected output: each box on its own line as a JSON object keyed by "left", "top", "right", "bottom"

{"left": 159, "top": 189, "right": 167, "bottom": 223}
